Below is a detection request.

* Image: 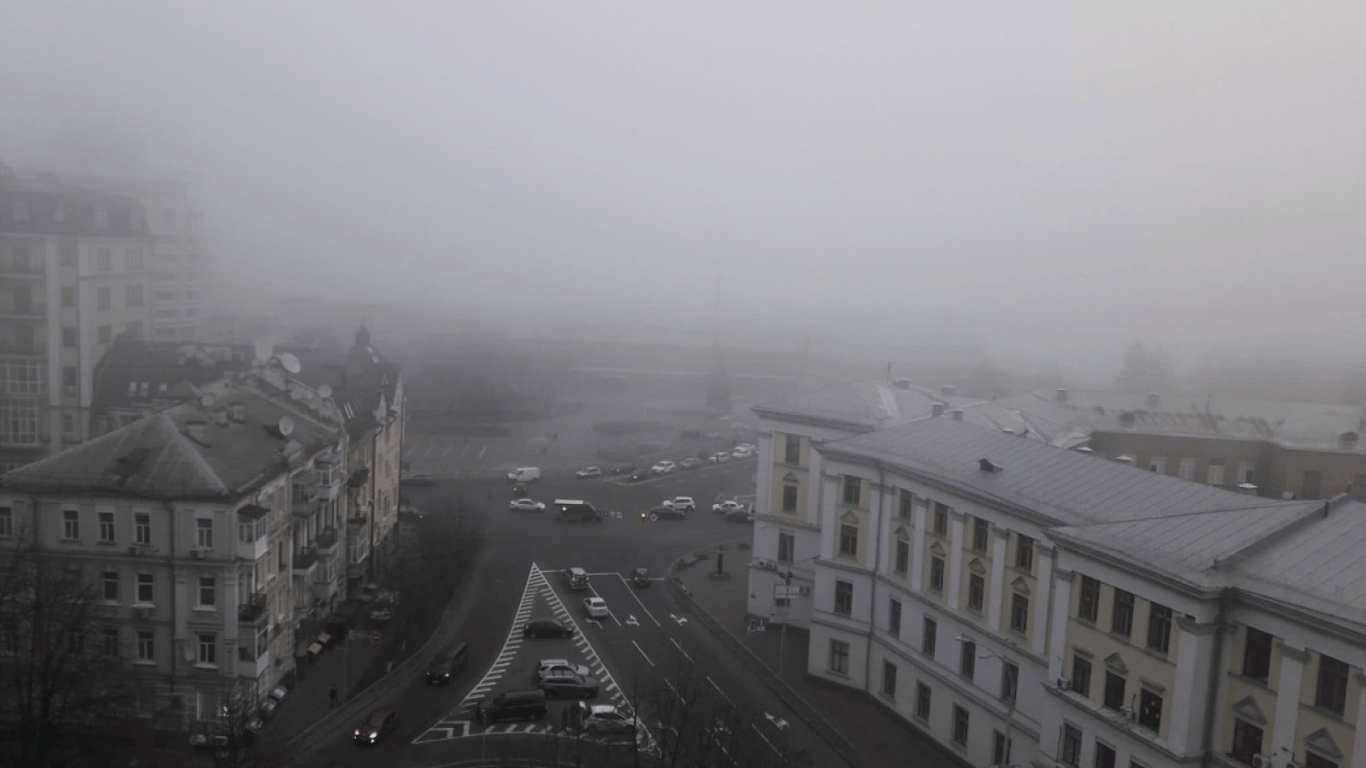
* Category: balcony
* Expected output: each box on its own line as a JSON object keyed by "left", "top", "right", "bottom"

{"left": 293, "top": 547, "right": 318, "bottom": 573}
{"left": 314, "top": 527, "right": 340, "bottom": 555}
{"left": 237, "top": 649, "right": 271, "bottom": 679}
{"left": 0, "top": 302, "right": 47, "bottom": 319}
{"left": 238, "top": 593, "right": 268, "bottom": 625}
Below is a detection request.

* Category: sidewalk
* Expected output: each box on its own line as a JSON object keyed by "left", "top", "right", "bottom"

{"left": 674, "top": 543, "right": 972, "bottom": 768}
{"left": 255, "top": 626, "right": 385, "bottom": 753}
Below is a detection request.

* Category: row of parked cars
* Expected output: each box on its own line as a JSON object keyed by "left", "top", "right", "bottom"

{"left": 582, "top": 443, "right": 757, "bottom": 484}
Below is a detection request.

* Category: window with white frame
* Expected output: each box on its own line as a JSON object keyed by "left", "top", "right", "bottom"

{"left": 829, "top": 639, "right": 849, "bottom": 675}
{"left": 103, "top": 571, "right": 119, "bottom": 602}
{"left": 952, "top": 704, "right": 969, "bottom": 745}
{"left": 960, "top": 640, "right": 976, "bottom": 679}
{"left": 101, "top": 628, "right": 119, "bottom": 656}
{"left": 777, "top": 532, "right": 794, "bottom": 564}
{"left": 136, "top": 630, "right": 153, "bottom": 661}
{"left": 198, "top": 577, "right": 215, "bottom": 608}
{"left": 894, "top": 538, "right": 909, "bottom": 574}
{"left": 1149, "top": 456, "right": 1166, "bottom": 474}
{"left": 888, "top": 597, "right": 901, "bottom": 637}
{"left": 784, "top": 434, "right": 800, "bottom": 465}
{"left": 968, "top": 574, "right": 985, "bottom": 612}
{"left": 1001, "top": 660, "right": 1019, "bottom": 703}
{"left": 63, "top": 509, "right": 80, "bottom": 540}
{"left": 838, "top": 524, "right": 858, "bottom": 557}
{"left": 134, "top": 512, "right": 151, "bottom": 545}
{"left": 841, "top": 475, "right": 861, "bottom": 506}
{"left": 196, "top": 518, "right": 212, "bottom": 549}
{"left": 881, "top": 660, "right": 897, "bottom": 698}
{"left": 1010, "top": 594, "right": 1029, "bottom": 634}
{"left": 99, "top": 511, "right": 115, "bottom": 543}
{"left": 915, "top": 683, "right": 931, "bottom": 719}
{"left": 929, "top": 557, "right": 945, "bottom": 592}
{"left": 1178, "top": 458, "right": 1195, "bottom": 480}
{"left": 136, "top": 573, "right": 153, "bottom": 604}
{"left": 1207, "top": 458, "right": 1225, "bottom": 486}
{"left": 834, "top": 580, "right": 853, "bottom": 615}
{"left": 781, "top": 485, "right": 798, "bottom": 512}
{"left": 197, "top": 633, "right": 216, "bottom": 666}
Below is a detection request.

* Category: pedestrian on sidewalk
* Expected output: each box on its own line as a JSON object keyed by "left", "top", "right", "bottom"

{"left": 329, "top": 685, "right": 338, "bottom": 708}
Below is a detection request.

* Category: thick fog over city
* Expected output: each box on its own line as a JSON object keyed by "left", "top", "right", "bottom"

{"left": 3, "top": 2, "right": 1365, "bottom": 391}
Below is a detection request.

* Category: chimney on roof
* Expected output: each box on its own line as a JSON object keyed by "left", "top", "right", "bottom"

{"left": 941, "top": 384, "right": 955, "bottom": 397}
{"left": 932, "top": 403, "right": 945, "bottom": 418}
{"left": 1055, "top": 388, "right": 1069, "bottom": 403}
{"left": 229, "top": 402, "right": 246, "bottom": 423}
{"left": 1237, "top": 483, "right": 1258, "bottom": 496}
{"left": 951, "top": 409, "right": 963, "bottom": 421}
{"left": 978, "top": 458, "right": 1001, "bottom": 473}
{"left": 1146, "top": 392, "right": 1160, "bottom": 409}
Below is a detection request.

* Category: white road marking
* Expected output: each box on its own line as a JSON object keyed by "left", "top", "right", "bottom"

{"left": 670, "top": 639, "right": 692, "bottom": 663}
{"left": 669, "top": 613, "right": 688, "bottom": 626}
{"left": 706, "top": 676, "right": 732, "bottom": 705}
{"left": 633, "top": 640, "right": 654, "bottom": 667}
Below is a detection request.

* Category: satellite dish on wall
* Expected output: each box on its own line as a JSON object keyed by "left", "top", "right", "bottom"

{"left": 278, "top": 353, "right": 302, "bottom": 374}
{"left": 317, "top": 383, "right": 332, "bottom": 399}
{"left": 277, "top": 416, "right": 294, "bottom": 437}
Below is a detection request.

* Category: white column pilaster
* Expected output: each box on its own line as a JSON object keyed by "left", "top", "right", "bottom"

{"left": 1169, "top": 617, "right": 1218, "bottom": 754}
{"left": 1272, "top": 644, "right": 1308, "bottom": 757}
{"left": 946, "top": 510, "right": 966, "bottom": 612}
{"left": 1031, "top": 545, "right": 1054, "bottom": 655}
{"left": 1046, "top": 569, "right": 1074, "bottom": 682}
{"left": 988, "top": 525, "right": 1008, "bottom": 634}
{"left": 910, "top": 498, "right": 926, "bottom": 592}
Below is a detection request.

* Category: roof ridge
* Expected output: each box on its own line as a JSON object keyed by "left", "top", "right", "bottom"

{"left": 1211, "top": 499, "right": 1333, "bottom": 570}
{"left": 156, "top": 412, "right": 232, "bottom": 495}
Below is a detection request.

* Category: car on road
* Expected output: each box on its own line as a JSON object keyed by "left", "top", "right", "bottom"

{"left": 258, "top": 696, "right": 280, "bottom": 721}
{"left": 509, "top": 498, "right": 546, "bottom": 512}
{"left": 524, "top": 618, "right": 575, "bottom": 639}
{"left": 662, "top": 496, "right": 696, "bottom": 512}
{"left": 507, "top": 467, "right": 541, "bottom": 483}
{"left": 708, "top": 452, "right": 731, "bottom": 464}
{"left": 725, "top": 509, "right": 755, "bottom": 524}
{"left": 398, "top": 503, "right": 425, "bottom": 524}
{"left": 353, "top": 707, "right": 400, "bottom": 744}
{"left": 537, "top": 670, "right": 600, "bottom": 699}
{"left": 427, "top": 641, "right": 470, "bottom": 685}
{"left": 641, "top": 505, "right": 686, "bottom": 522}
{"left": 712, "top": 500, "right": 746, "bottom": 514}
{"left": 368, "top": 602, "right": 394, "bottom": 624}
{"left": 734, "top": 442, "right": 756, "bottom": 453}
{"left": 575, "top": 466, "right": 603, "bottom": 478}
{"left": 679, "top": 456, "right": 702, "bottom": 470}
{"left": 576, "top": 701, "right": 637, "bottom": 735}
{"left": 732, "top": 446, "right": 754, "bottom": 459}
{"left": 477, "top": 690, "right": 548, "bottom": 725}
{"left": 631, "top": 567, "right": 651, "bottom": 587}
{"left": 627, "top": 468, "right": 651, "bottom": 482}
{"left": 583, "top": 596, "right": 609, "bottom": 618}
{"left": 649, "top": 460, "right": 677, "bottom": 475}
{"left": 399, "top": 473, "right": 437, "bottom": 487}
{"left": 536, "top": 658, "right": 592, "bottom": 683}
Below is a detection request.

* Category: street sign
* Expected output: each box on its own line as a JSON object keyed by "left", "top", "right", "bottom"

{"left": 774, "top": 585, "right": 800, "bottom": 599}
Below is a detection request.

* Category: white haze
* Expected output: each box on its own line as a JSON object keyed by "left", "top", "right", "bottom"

{"left": 2, "top": 2, "right": 1364, "bottom": 384}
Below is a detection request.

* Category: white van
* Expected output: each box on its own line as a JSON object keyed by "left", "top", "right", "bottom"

{"left": 507, "top": 467, "right": 541, "bottom": 483}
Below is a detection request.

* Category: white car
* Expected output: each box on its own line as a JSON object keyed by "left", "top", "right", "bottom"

{"left": 536, "top": 658, "right": 592, "bottom": 683}
{"left": 577, "top": 701, "right": 637, "bottom": 735}
{"left": 662, "top": 496, "right": 696, "bottom": 512}
{"left": 583, "top": 597, "right": 609, "bottom": 618}
{"left": 712, "top": 500, "right": 746, "bottom": 514}
{"left": 509, "top": 498, "right": 546, "bottom": 512}
{"left": 650, "top": 461, "right": 677, "bottom": 475}
{"left": 731, "top": 446, "right": 754, "bottom": 459}
{"left": 708, "top": 452, "right": 731, "bottom": 464}
{"left": 734, "top": 443, "right": 756, "bottom": 454}
{"left": 575, "top": 466, "right": 603, "bottom": 479}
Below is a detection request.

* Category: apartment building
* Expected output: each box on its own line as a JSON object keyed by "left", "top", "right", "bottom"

{"left": 0, "top": 363, "right": 348, "bottom": 732}
{"left": 0, "top": 167, "right": 156, "bottom": 470}
{"left": 770, "top": 408, "right": 1365, "bottom": 768}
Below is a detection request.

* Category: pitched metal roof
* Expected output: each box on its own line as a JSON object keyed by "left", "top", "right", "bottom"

{"left": 753, "top": 380, "right": 976, "bottom": 431}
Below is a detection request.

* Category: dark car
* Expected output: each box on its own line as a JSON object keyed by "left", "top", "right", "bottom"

{"left": 631, "top": 567, "right": 651, "bottom": 587}
{"left": 426, "top": 641, "right": 469, "bottom": 685}
{"left": 511, "top": 482, "right": 530, "bottom": 497}
{"left": 537, "top": 670, "right": 600, "bottom": 699}
{"left": 477, "top": 690, "right": 548, "bottom": 725}
{"left": 524, "top": 618, "right": 575, "bottom": 639}
{"left": 641, "top": 505, "right": 686, "bottom": 522}
{"left": 353, "top": 707, "right": 399, "bottom": 744}
{"left": 725, "top": 509, "right": 754, "bottom": 524}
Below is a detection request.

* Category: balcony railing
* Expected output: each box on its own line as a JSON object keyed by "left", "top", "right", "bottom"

{"left": 293, "top": 547, "right": 318, "bottom": 572}
{"left": 238, "top": 593, "right": 267, "bottom": 624}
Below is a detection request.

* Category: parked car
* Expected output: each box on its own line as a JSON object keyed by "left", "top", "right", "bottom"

{"left": 662, "top": 496, "right": 696, "bottom": 512}
{"left": 627, "top": 469, "right": 651, "bottom": 483}
{"left": 536, "top": 658, "right": 592, "bottom": 683}
{"left": 575, "top": 466, "right": 603, "bottom": 478}
{"left": 353, "top": 707, "right": 400, "bottom": 744}
{"left": 267, "top": 685, "right": 289, "bottom": 704}
{"left": 630, "top": 567, "right": 651, "bottom": 587}
{"left": 641, "top": 506, "right": 686, "bottom": 522}
{"left": 524, "top": 618, "right": 575, "bottom": 639}
{"left": 509, "top": 498, "right": 546, "bottom": 512}
{"left": 734, "top": 442, "right": 757, "bottom": 454}
{"left": 368, "top": 601, "right": 394, "bottom": 624}
{"left": 477, "top": 690, "right": 547, "bottom": 724}
{"left": 725, "top": 509, "right": 755, "bottom": 524}
{"left": 609, "top": 465, "right": 635, "bottom": 476}
{"left": 649, "top": 460, "right": 677, "bottom": 475}
{"left": 576, "top": 701, "right": 637, "bottom": 735}
{"left": 398, "top": 503, "right": 425, "bottom": 523}
{"left": 258, "top": 696, "right": 280, "bottom": 721}
{"left": 583, "top": 596, "right": 609, "bottom": 618}
{"left": 708, "top": 452, "right": 732, "bottom": 464}
{"left": 537, "top": 670, "right": 600, "bottom": 699}
{"left": 732, "top": 446, "right": 754, "bottom": 459}
{"left": 507, "top": 467, "right": 542, "bottom": 483}
{"left": 511, "top": 482, "right": 529, "bottom": 497}
{"left": 679, "top": 457, "right": 702, "bottom": 470}
{"left": 712, "top": 500, "right": 746, "bottom": 514}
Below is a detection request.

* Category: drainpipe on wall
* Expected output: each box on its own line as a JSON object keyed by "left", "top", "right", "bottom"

{"left": 1199, "top": 590, "right": 1232, "bottom": 768}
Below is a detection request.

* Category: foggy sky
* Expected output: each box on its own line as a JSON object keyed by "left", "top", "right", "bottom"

{"left": 2, "top": 2, "right": 1364, "bottom": 379}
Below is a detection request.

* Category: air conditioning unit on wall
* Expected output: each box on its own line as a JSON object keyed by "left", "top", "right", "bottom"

{"left": 1056, "top": 677, "right": 1071, "bottom": 691}
{"left": 756, "top": 559, "right": 777, "bottom": 571}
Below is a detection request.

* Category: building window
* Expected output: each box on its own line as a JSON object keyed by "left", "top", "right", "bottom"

{"left": 839, "top": 524, "right": 858, "bottom": 557}
{"left": 968, "top": 574, "right": 984, "bottom": 612}
{"left": 993, "top": 730, "right": 1012, "bottom": 766}
{"left": 62, "top": 326, "right": 77, "bottom": 347}
{"left": 784, "top": 435, "right": 800, "bottom": 464}
{"left": 1230, "top": 719, "right": 1264, "bottom": 765}
{"left": 1061, "top": 724, "right": 1083, "bottom": 767}
{"left": 196, "top": 518, "right": 212, "bottom": 549}
{"left": 136, "top": 573, "right": 153, "bottom": 604}
{"left": 62, "top": 414, "right": 74, "bottom": 436}
{"left": 1315, "top": 653, "right": 1349, "bottom": 715}
{"left": 1138, "top": 689, "right": 1162, "bottom": 731}
{"left": 972, "top": 518, "right": 989, "bottom": 551}
{"left": 775, "top": 534, "right": 795, "bottom": 566}
{"left": 60, "top": 286, "right": 75, "bottom": 307}
{"left": 834, "top": 580, "right": 853, "bottom": 616}
{"left": 1079, "top": 576, "right": 1100, "bottom": 622}
{"left": 888, "top": 598, "right": 901, "bottom": 637}
{"left": 102, "top": 572, "right": 119, "bottom": 602}
{"left": 136, "top": 630, "right": 153, "bottom": 661}
{"left": 829, "top": 640, "right": 849, "bottom": 675}
{"left": 952, "top": 704, "right": 969, "bottom": 745}
{"left": 1094, "top": 742, "right": 1117, "bottom": 768}
{"left": 1001, "top": 660, "right": 1019, "bottom": 703}
{"left": 1147, "top": 603, "right": 1172, "bottom": 654}
{"left": 1072, "top": 656, "right": 1093, "bottom": 698}
{"left": 1112, "top": 589, "right": 1135, "bottom": 637}
{"left": 63, "top": 366, "right": 77, "bottom": 387}
{"left": 134, "top": 513, "right": 151, "bottom": 545}
{"left": 97, "top": 286, "right": 111, "bottom": 310}
{"left": 898, "top": 489, "right": 914, "bottom": 520}
{"left": 101, "top": 629, "right": 119, "bottom": 657}
{"left": 1178, "top": 458, "right": 1195, "bottom": 480}
{"left": 97, "top": 325, "right": 111, "bottom": 344}
{"left": 63, "top": 508, "right": 79, "bottom": 540}
{"left": 881, "top": 660, "right": 897, "bottom": 698}
{"left": 781, "top": 484, "right": 798, "bottom": 512}
{"left": 1303, "top": 755, "right": 1338, "bottom": 768}
{"left": 933, "top": 502, "right": 949, "bottom": 535}
{"left": 915, "top": 682, "right": 931, "bottom": 719}
{"left": 1303, "top": 470, "right": 1323, "bottom": 500}
{"left": 1149, "top": 456, "right": 1166, "bottom": 474}
{"left": 1015, "top": 535, "right": 1034, "bottom": 571}
{"left": 1010, "top": 594, "right": 1029, "bottom": 634}
{"left": 1242, "top": 627, "right": 1272, "bottom": 682}
{"left": 198, "top": 577, "right": 215, "bottom": 607}
{"left": 1207, "top": 458, "right": 1225, "bottom": 485}
{"left": 93, "top": 511, "right": 114, "bottom": 544}
{"left": 894, "top": 539, "right": 909, "bottom": 574}
{"left": 922, "top": 617, "right": 937, "bottom": 657}
{"left": 929, "top": 557, "right": 945, "bottom": 592}
{"left": 197, "top": 634, "right": 216, "bottom": 666}
{"left": 95, "top": 245, "right": 111, "bottom": 268}
{"left": 0, "top": 506, "right": 10, "bottom": 538}
{"left": 1103, "top": 672, "right": 1126, "bottom": 710}
{"left": 842, "top": 475, "right": 861, "bottom": 506}
{"left": 960, "top": 640, "right": 976, "bottom": 679}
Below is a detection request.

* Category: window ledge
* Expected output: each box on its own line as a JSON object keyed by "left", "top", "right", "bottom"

{"left": 96, "top": 540, "right": 116, "bottom": 546}
{"left": 133, "top": 660, "right": 156, "bottom": 666}
{"left": 192, "top": 606, "right": 216, "bottom": 613}
{"left": 193, "top": 663, "right": 218, "bottom": 670}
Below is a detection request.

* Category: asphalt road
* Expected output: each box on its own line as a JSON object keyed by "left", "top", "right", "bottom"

{"left": 295, "top": 459, "right": 819, "bottom": 768}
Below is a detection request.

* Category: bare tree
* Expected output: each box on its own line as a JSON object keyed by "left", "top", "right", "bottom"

{"left": 0, "top": 542, "right": 136, "bottom": 768}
